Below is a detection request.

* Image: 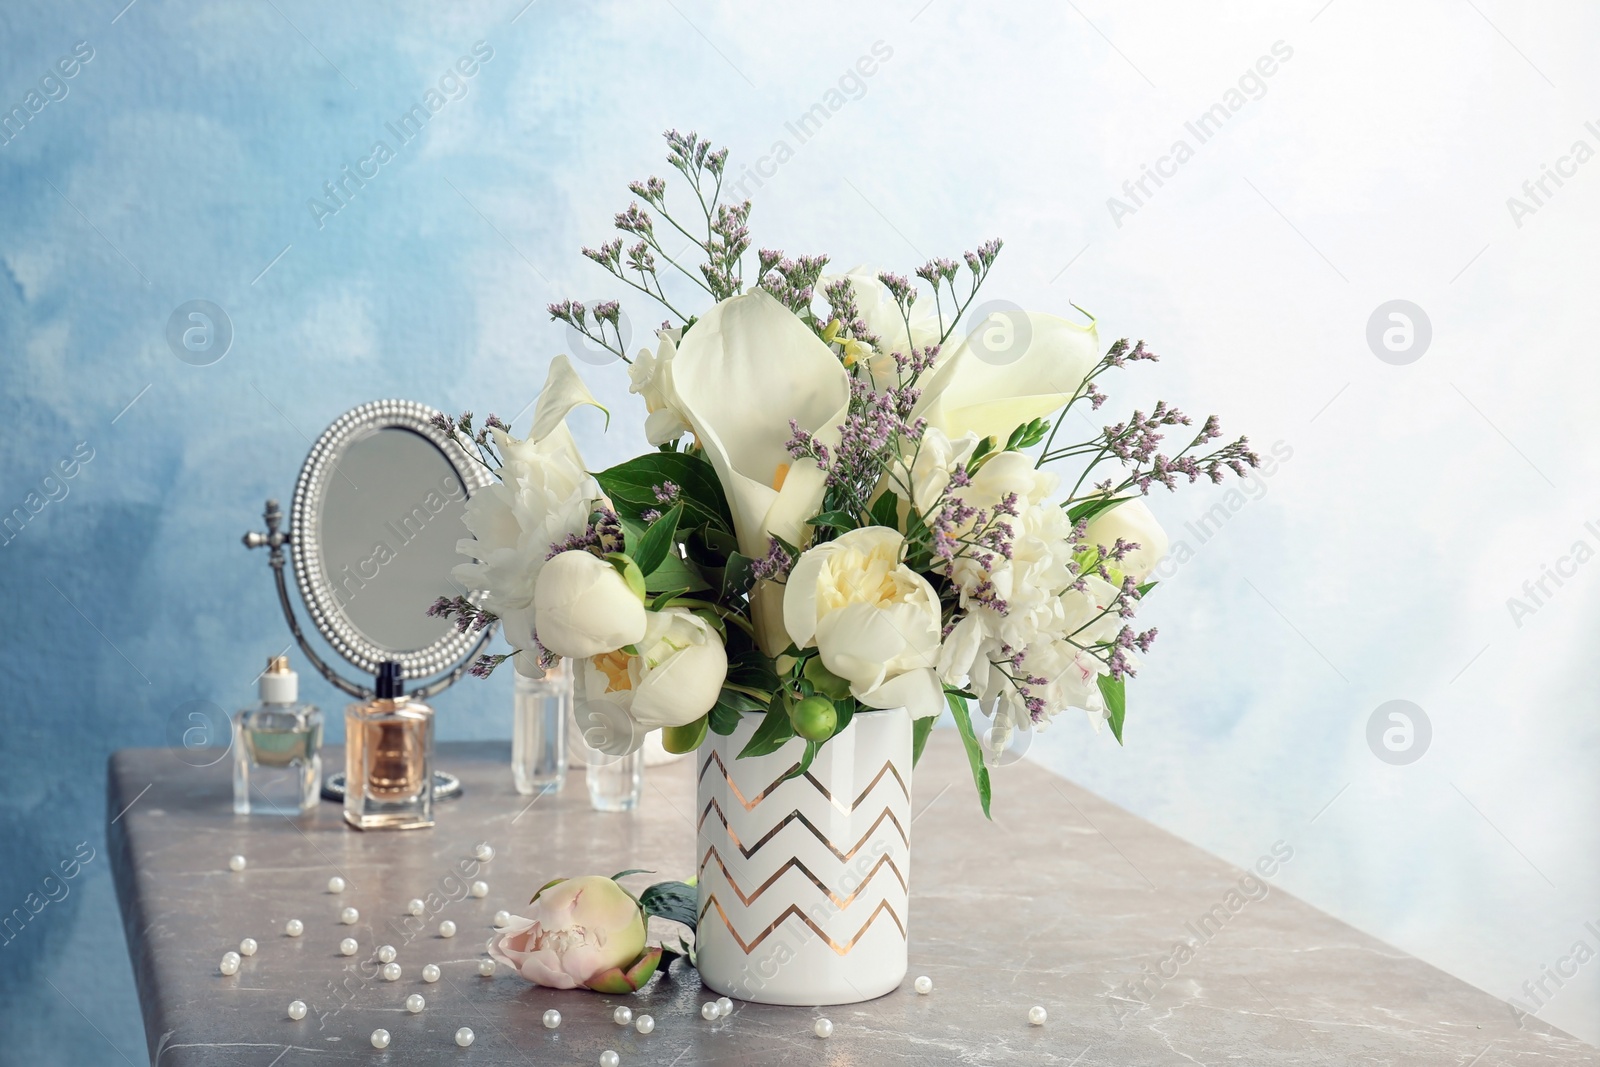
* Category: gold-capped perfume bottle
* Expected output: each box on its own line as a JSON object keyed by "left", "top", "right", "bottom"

{"left": 344, "top": 661, "right": 434, "bottom": 830}
{"left": 233, "top": 656, "right": 322, "bottom": 815}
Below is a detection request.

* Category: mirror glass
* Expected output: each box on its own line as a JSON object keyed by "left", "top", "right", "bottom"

{"left": 317, "top": 427, "right": 468, "bottom": 652}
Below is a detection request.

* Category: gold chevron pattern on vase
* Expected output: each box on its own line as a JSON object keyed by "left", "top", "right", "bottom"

{"left": 698, "top": 894, "right": 907, "bottom": 956}
{"left": 698, "top": 796, "right": 909, "bottom": 862}
{"left": 698, "top": 750, "right": 911, "bottom": 815}
{"left": 698, "top": 845, "right": 908, "bottom": 909}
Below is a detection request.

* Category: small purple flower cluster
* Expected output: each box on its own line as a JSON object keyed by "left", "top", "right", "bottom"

{"left": 427, "top": 595, "right": 498, "bottom": 634}
{"left": 545, "top": 506, "right": 625, "bottom": 560}
{"left": 756, "top": 250, "right": 829, "bottom": 316}
{"left": 747, "top": 537, "right": 794, "bottom": 583}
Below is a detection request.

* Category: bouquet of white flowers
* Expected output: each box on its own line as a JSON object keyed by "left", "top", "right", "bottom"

{"left": 431, "top": 130, "right": 1256, "bottom": 815}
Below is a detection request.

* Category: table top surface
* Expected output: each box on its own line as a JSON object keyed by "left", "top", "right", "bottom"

{"left": 107, "top": 738, "right": 1592, "bottom": 1066}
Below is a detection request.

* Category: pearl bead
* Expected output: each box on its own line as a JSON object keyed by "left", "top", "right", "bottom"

{"left": 227, "top": 855, "right": 246, "bottom": 872}
{"left": 219, "top": 951, "right": 241, "bottom": 976}
{"left": 612, "top": 1005, "right": 633, "bottom": 1026}
{"left": 327, "top": 876, "right": 345, "bottom": 893}
{"left": 478, "top": 958, "right": 495, "bottom": 977}
{"left": 422, "top": 963, "right": 441, "bottom": 983}
{"left": 238, "top": 937, "right": 258, "bottom": 957}
{"left": 381, "top": 962, "right": 401, "bottom": 981}
{"left": 493, "top": 910, "right": 511, "bottom": 928}
{"left": 339, "top": 938, "right": 358, "bottom": 956}
{"left": 438, "top": 920, "right": 456, "bottom": 938}
{"left": 469, "top": 880, "right": 489, "bottom": 898}
{"left": 634, "top": 1014, "right": 654, "bottom": 1035}
{"left": 914, "top": 975, "right": 933, "bottom": 995}
{"left": 377, "top": 944, "right": 397, "bottom": 964}
{"left": 1028, "top": 1005, "right": 1047, "bottom": 1026}
{"left": 370, "top": 1028, "right": 389, "bottom": 1050}
{"left": 542, "top": 1009, "right": 561, "bottom": 1029}
{"left": 405, "top": 993, "right": 425, "bottom": 1014}
{"left": 406, "top": 898, "right": 425, "bottom": 916}
{"left": 339, "top": 906, "right": 359, "bottom": 925}
{"left": 455, "top": 1027, "right": 475, "bottom": 1048}
{"left": 474, "top": 843, "right": 495, "bottom": 862}
{"left": 286, "top": 1000, "right": 307, "bottom": 1021}
{"left": 715, "top": 996, "right": 733, "bottom": 1017}
{"left": 700, "top": 1001, "right": 719, "bottom": 1021}
{"left": 600, "top": 1052, "right": 620, "bottom": 1067}
{"left": 813, "top": 1018, "right": 833, "bottom": 1039}
{"left": 285, "top": 919, "right": 303, "bottom": 937}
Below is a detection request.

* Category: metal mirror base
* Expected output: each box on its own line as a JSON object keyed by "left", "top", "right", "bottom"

{"left": 320, "top": 771, "right": 462, "bottom": 803}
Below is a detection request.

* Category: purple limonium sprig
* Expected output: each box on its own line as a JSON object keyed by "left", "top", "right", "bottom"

{"left": 546, "top": 506, "right": 625, "bottom": 559}
{"left": 747, "top": 536, "right": 795, "bottom": 583}
{"left": 428, "top": 595, "right": 499, "bottom": 634}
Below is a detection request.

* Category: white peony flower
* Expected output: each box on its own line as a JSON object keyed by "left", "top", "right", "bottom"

{"left": 627, "top": 329, "right": 692, "bottom": 446}
{"left": 578, "top": 609, "right": 728, "bottom": 748}
{"left": 452, "top": 356, "right": 606, "bottom": 670}
{"left": 783, "top": 526, "right": 945, "bottom": 720}
{"left": 1082, "top": 498, "right": 1169, "bottom": 583}
{"left": 533, "top": 550, "right": 648, "bottom": 660}
{"left": 905, "top": 426, "right": 980, "bottom": 517}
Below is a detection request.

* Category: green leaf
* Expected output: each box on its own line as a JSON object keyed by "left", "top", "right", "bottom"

{"left": 869, "top": 489, "right": 901, "bottom": 530}
{"left": 620, "top": 514, "right": 708, "bottom": 594}
{"left": 611, "top": 868, "right": 654, "bottom": 881}
{"left": 911, "top": 714, "right": 936, "bottom": 766}
{"left": 830, "top": 698, "right": 854, "bottom": 740}
{"left": 639, "top": 880, "right": 699, "bottom": 931}
{"left": 739, "top": 693, "right": 796, "bottom": 759}
{"left": 1136, "top": 580, "right": 1157, "bottom": 597}
{"left": 1098, "top": 674, "right": 1127, "bottom": 745}
{"left": 650, "top": 587, "right": 689, "bottom": 611}
{"left": 781, "top": 739, "right": 821, "bottom": 784}
{"left": 709, "top": 693, "right": 756, "bottom": 735}
{"left": 718, "top": 551, "right": 756, "bottom": 600}
{"left": 595, "top": 451, "right": 733, "bottom": 532}
{"left": 807, "top": 510, "right": 858, "bottom": 532}
{"left": 1066, "top": 494, "right": 1131, "bottom": 525}
{"left": 632, "top": 502, "right": 684, "bottom": 577}
{"left": 946, "top": 690, "right": 992, "bottom": 819}
{"left": 726, "top": 647, "right": 780, "bottom": 691}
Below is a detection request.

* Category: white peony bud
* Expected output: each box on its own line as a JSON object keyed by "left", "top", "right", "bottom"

{"left": 534, "top": 551, "right": 647, "bottom": 659}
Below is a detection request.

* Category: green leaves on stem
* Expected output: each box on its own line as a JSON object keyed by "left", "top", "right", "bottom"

{"left": 946, "top": 689, "right": 993, "bottom": 819}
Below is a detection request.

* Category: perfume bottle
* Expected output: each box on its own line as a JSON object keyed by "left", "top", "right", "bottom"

{"left": 513, "top": 661, "right": 570, "bottom": 795}
{"left": 233, "top": 656, "right": 322, "bottom": 815}
{"left": 344, "top": 661, "right": 434, "bottom": 830}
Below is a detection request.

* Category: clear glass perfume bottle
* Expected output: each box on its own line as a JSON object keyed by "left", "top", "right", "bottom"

{"left": 587, "top": 748, "right": 644, "bottom": 812}
{"left": 345, "top": 661, "right": 434, "bottom": 830}
{"left": 233, "top": 656, "right": 322, "bottom": 816}
{"left": 513, "top": 661, "right": 570, "bottom": 795}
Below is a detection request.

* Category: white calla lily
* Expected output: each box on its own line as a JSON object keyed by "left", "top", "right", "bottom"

{"left": 1082, "top": 498, "right": 1169, "bottom": 583}
{"left": 669, "top": 289, "right": 851, "bottom": 560}
{"left": 916, "top": 309, "right": 1099, "bottom": 443}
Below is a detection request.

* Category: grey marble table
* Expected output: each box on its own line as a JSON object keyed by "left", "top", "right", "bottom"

{"left": 107, "top": 739, "right": 1592, "bottom": 1065}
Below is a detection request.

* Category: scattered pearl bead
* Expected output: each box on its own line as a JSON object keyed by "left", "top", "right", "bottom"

{"left": 381, "top": 962, "right": 401, "bottom": 981}
{"left": 1028, "top": 1005, "right": 1047, "bottom": 1026}
{"left": 612, "top": 1005, "right": 633, "bottom": 1026}
{"left": 286, "top": 1000, "right": 307, "bottom": 1021}
{"left": 422, "top": 963, "right": 441, "bottom": 983}
{"left": 406, "top": 898, "right": 425, "bottom": 917}
{"left": 455, "top": 1027, "right": 475, "bottom": 1048}
{"left": 405, "top": 993, "right": 425, "bottom": 1014}
{"left": 469, "top": 880, "right": 489, "bottom": 898}
{"left": 438, "top": 920, "right": 456, "bottom": 938}
{"left": 715, "top": 996, "right": 733, "bottom": 1017}
{"left": 474, "top": 843, "right": 494, "bottom": 862}
{"left": 493, "top": 910, "right": 511, "bottom": 928}
{"left": 914, "top": 975, "right": 933, "bottom": 995}
{"left": 238, "top": 937, "right": 258, "bottom": 957}
{"left": 285, "top": 919, "right": 303, "bottom": 937}
{"left": 219, "top": 951, "right": 241, "bottom": 976}
{"left": 813, "top": 1018, "right": 833, "bottom": 1039}
{"left": 370, "top": 1028, "right": 390, "bottom": 1050}
{"left": 227, "top": 854, "right": 247, "bottom": 872}
{"left": 327, "top": 875, "right": 346, "bottom": 893}
{"left": 700, "top": 1001, "right": 719, "bottom": 1021}
{"left": 478, "top": 958, "right": 495, "bottom": 977}
{"left": 634, "top": 1014, "right": 654, "bottom": 1035}
{"left": 542, "top": 1009, "right": 561, "bottom": 1029}
{"left": 377, "top": 944, "right": 397, "bottom": 964}
{"left": 339, "top": 938, "right": 358, "bottom": 956}
{"left": 600, "top": 1052, "right": 620, "bottom": 1067}
{"left": 339, "top": 906, "right": 359, "bottom": 925}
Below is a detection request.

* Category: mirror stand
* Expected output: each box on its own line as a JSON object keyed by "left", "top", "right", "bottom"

{"left": 243, "top": 497, "right": 495, "bottom": 702}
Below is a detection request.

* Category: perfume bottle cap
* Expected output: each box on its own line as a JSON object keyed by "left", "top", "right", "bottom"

{"left": 375, "top": 660, "right": 405, "bottom": 700}
{"left": 260, "top": 655, "right": 298, "bottom": 704}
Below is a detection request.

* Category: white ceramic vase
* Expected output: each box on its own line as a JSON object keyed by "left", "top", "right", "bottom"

{"left": 695, "top": 708, "right": 912, "bottom": 1005}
